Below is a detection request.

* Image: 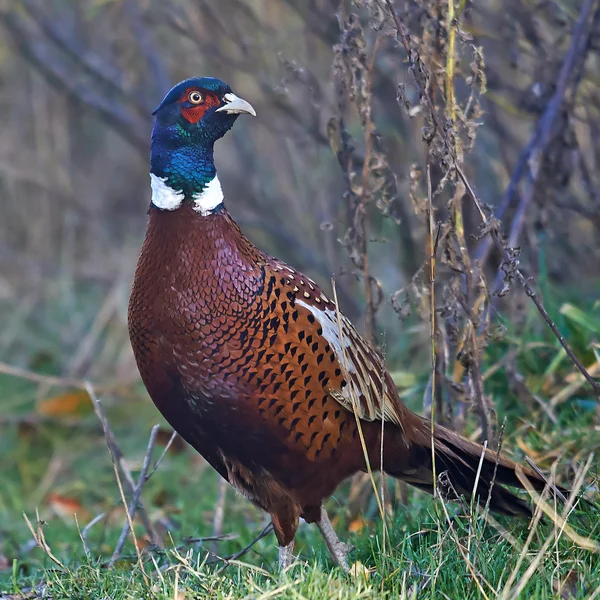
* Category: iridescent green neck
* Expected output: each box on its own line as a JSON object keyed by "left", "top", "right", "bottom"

{"left": 151, "top": 122, "right": 217, "bottom": 198}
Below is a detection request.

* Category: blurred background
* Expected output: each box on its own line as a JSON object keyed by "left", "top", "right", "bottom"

{"left": 0, "top": 0, "right": 599, "bottom": 582}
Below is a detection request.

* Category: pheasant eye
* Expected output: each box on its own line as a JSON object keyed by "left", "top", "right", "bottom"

{"left": 188, "top": 91, "right": 203, "bottom": 104}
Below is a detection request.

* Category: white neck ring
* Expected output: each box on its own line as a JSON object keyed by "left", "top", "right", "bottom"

{"left": 150, "top": 173, "right": 224, "bottom": 215}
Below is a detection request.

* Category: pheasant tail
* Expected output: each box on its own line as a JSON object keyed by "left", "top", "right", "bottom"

{"left": 386, "top": 415, "right": 547, "bottom": 516}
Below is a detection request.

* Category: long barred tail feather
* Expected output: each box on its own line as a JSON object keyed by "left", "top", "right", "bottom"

{"left": 386, "top": 414, "right": 565, "bottom": 516}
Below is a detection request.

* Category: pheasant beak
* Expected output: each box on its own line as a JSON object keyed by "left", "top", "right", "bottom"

{"left": 216, "top": 93, "right": 256, "bottom": 117}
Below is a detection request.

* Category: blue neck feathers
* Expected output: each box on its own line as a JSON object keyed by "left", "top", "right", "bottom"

{"left": 150, "top": 122, "right": 216, "bottom": 198}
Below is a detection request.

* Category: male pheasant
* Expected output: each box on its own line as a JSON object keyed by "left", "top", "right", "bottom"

{"left": 129, "top": 77, "right": 551, "bottom": 570}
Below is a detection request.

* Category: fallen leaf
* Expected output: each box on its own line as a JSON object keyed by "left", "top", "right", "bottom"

{"left": 47, "top": 493, "right": 88, "bottom": 521}
{"left": 135, "top": 535, "right": 152, "bottom": 550}
{"left": 349, "top": 561, "right": 373, "bottom": 579}
{"left": 515, "top": 437, "right": 541, "bottom": 460}
{"left": 348, "top": 515, "right": 369, "bottom": 533}
{"left": 37, "top": 390, "right": 91, "bottom": 418}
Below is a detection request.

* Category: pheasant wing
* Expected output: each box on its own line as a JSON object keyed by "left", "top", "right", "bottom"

{"left": 265, "top": 261, "right": 407, "bottom": 428}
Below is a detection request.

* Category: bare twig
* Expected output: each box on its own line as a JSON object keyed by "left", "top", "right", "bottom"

{"left": 468, "top": 327, "right": 496, "bottom": 446}
{"left": 490, "top": 0, "right": 600, "bottom": 293}
{"left": 357, "top": 35, "right": 383, "bottom": 346}
{"left": 459, "top": 163, "right": 600, "bottom": 396}
{"left": 67, "top": 282, "right": 121, "bottom": 377}
{"left": 477, "top": 0, "right": 600, "bottom": 266}
{"left": 0, "top": 361, "right": 136, "bottom": 394}
{"left": 0, "top": 362, "right": 92, "bottom": 390}
{"left": 83, "top": 384, "right": 161, "bottom": 547}
{"left": 123, "top": 0, "right": 170, "bottom": 106}
{"left": 426, "top": 165, "right": 438, "bottom": 494}
{"left": 215, "top": 522, "right": 274, "bottom": 574}
{"left": 482, "top": 419, "right": 506, "bottom": 523}
{"left": 18, "top": 0, "right": 129, "bottom": 98}
{"left": 109, "top": 425, "right": 161, "bottom": 567}
{"left": 445, "top": 0, "right": 496, "bottom": 442}
{"left": 80, "top": 513, "right": 106, "bottom": 562}
{"left": 181, "top": 533, "right": 239, "bottom": 546}
{"left": 86, "top": 383, "right": 149, "bottom": 580}
{"left": 147, "top": 430, "right": 179, "bottom": 477}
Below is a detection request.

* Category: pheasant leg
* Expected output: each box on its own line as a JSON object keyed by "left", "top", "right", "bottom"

{"left": 278, "top": 541, "right": 295, "bottom": 570}
{"left": 316, "top": 506, "right": 350, "bottom": 571}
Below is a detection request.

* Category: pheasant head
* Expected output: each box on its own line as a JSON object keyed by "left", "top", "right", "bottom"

{"left": 150, "top": 77, "right": 255, "bottom": 214}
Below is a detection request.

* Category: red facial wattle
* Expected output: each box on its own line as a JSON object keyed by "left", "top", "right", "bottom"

{"left": 178, "top": 88, "right": 221, "bottom": 123}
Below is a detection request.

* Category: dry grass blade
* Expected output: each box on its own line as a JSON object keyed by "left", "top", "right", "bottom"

{"left": 255, "top": 583, "right": 296, "bottom": 599}
{"left": 549, "top": 360, "right": 600, "bottom": 407}
{"left": 499, "top": 483, "right": 550, "bottom": 598}
{"left": 501, "top": 531, "right": 555, "bottom": 600}
{"left": 437, "top": 498, "right": 494, "bottom": 600}
{"left": 524, "top": 456, "right": 568, "bottom": 503}
{"left": 211, "top": 478, "right": 228, "bottom": 556}
{"left": 515, "top": 458, "right": 598, "bottom": 552}
{"left": 590, "top": 581, "right": 600, "bottom": 600}
{"left": 330, "top": 279, "right": 388, "bottom": 539}
{"left": 22, "top": 508, "right": 67, "bottom": 571}
{"left": 466, "top": 441, "right": 488, "bottom": 559}
{"left": 500, "top": 453, "right": 597, "bottom": 600}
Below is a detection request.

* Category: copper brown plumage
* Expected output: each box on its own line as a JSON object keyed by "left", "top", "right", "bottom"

{"left": 129, "top": 77, "right": 557, "bottom": 570}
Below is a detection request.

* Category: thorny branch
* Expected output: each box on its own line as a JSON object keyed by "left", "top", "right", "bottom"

{"left": 383, "top": 0, "right": 600, "bottom": 399}
{"left": 332, "top": 16, "right": 392, "bottom": 349}
{"left": 458, "top": 164, "right": 600, "bottom": 398}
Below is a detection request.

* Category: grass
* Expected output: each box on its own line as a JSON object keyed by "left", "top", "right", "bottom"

{"left": 0, "top": 280, "right": 599, "bottom": 599}
{"left": 2, "top": 480, "right": 599, "bottom": 599}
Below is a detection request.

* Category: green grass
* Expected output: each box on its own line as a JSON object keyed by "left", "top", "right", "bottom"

{"left": 2, "top": 480, "right": 599, "bottom": 599}
{"left": 0, "top": 282, "right": 599, "bottom": 599}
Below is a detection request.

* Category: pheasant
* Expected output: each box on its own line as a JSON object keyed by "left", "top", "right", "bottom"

{"left": 129, "top": 77, "right": 553, "bottom": 570}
